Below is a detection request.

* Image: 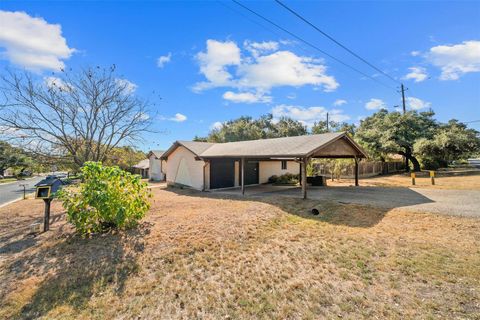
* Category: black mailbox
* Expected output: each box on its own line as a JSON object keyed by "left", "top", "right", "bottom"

{"left": 35, "top": 177, "right": 63, "bottom": 199}
{"left": 34, "top": 177, "right": 64, "bottom": 232}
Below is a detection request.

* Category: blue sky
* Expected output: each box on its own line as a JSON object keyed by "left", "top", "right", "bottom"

{"left": 1, "top": 1, "right": 479, "bottom": 151}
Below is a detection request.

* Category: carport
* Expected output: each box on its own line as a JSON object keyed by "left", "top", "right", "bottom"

{"left": 199, "top": 132, "right": 368, "bottom": 199}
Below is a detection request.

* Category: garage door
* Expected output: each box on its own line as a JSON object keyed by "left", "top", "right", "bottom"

{"left": 245, "top": 161, "right": 259, "bottom": 185}
{"left": 210, "top": 159, "right": 235, "bottom": 189}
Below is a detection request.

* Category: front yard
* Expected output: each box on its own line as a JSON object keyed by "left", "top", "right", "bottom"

{"left": 1, "top": 187, "right": 479, "bottom": 319}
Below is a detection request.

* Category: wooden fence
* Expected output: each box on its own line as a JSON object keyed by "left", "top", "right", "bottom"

{"left": 312, "top": 161, "right": 405, "bottom": 179}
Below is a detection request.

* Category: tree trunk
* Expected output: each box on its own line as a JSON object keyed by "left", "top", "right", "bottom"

{"left": 399, "top": 147, "right": 421, "bottom": 172}
{"left": 408, "top": 155, "right": 421, "bottom": 172}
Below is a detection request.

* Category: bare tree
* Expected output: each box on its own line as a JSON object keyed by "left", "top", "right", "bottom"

{"left": 0, "top": 66, "right": 152, "bottom": 167}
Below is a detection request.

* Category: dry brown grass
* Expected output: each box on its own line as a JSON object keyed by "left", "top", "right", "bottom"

{"left": 1, "top": 187, "right": 479, "bottom": 319}
{"left": 329, "top": 173, "right": 480, "bottom": 190}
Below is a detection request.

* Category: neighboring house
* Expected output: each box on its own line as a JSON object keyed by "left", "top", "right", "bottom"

{"left": 147, "top": 150, "right": 166, "bottom": 181}
{"left": 161, "top": 132, "right": 367, "bottom": 197}
{"left": 133, "top": 159, "right": 149, "bottom": 179}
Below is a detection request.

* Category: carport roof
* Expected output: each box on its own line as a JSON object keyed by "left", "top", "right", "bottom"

{"left": 162, "top": 132, "right": 368, "bottom": 159}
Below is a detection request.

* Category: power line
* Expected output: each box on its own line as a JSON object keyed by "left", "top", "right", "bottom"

{"left": 274, "top": 0, "right": 400, "bottom": 84}
{"left": 230, "top": 0, "right": 397, "bottom": 91}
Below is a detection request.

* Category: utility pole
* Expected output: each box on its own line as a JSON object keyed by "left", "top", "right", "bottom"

{"left": 326, "top": 112, "right": 329, "bottom": 131}
{"left": 400, "top": 83, "right": 408, "bottom": 114}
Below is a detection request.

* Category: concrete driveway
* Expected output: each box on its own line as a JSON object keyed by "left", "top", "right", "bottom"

{"left": 216, "top": 185, "right": 480, "bottom": 217}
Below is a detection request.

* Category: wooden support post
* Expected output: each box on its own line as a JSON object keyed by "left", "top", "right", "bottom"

{"left": 299, "top": 161, "right": 302, "bottom": 186}
{"left": 354, "top": 157, "right": 359, "bottom": 187}
{"left": 43, "top": 198, "right": 51, "bottom": 232}
{"left": 302, "top": 157, "right": 307, "bottom": 199}
{"left": 411, "top": 172, "right": 416, "bottom": 185}
{"left": 241, "top": 157, "right": 245, "bottom": 195}
{"left": 430, "top": 171, "right": 435, "bottom": 185}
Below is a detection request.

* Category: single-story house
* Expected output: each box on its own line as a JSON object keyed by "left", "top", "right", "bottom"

{"left": 147, "top": 150, "right": 166, "bottom": 181}
{"left": 132, "top": 159, "right": 149, "bottom": 179}
{"left": 161, "top": 132, "right": 368, "bottom": 198}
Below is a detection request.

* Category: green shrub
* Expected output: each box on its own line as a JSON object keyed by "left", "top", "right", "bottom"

{"left": 269, "top": 173, "right": 299, "bottom": 185}
{"left": 58, "top": 162, "right": 151, "bottom": 235}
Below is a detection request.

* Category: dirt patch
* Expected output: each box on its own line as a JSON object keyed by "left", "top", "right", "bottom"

{"left": 1, "top": 187, "right": 479, "bottom": 319}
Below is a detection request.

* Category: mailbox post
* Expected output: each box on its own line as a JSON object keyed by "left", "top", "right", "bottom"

{"left": 35, "top": 177, "right": 63, "bottom": 232}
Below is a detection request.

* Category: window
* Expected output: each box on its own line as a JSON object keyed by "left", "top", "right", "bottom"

{"left": 281, "top": 160, "right": 287, "bottom": 170}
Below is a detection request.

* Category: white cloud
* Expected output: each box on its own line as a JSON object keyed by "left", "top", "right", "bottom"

{"left": 365, "top": 98, "right": 387, "bottom": 110}
{"left": 237, "top": 51, "right": 338, "bottom": 92}
{"left": 243, "top": 40, "right": 279, "bottom": 57}
{"left": 427, "top": 40, "right": 480, "bottom": 80}
{"left": 170, "top": 113, "right": 187, "bottom": 122}
{"left": 44, "top": 76, "right": 72, "bottom": 91}
{"left": 271, "top": 104, "right": 350, "bottom": 128}
{"left": 403, "top": 66, "right": 428, "bottom": 82}
{"left": 157, "top": 53, "right": 172, "bottom": 68}
{"left": 135, "top": 112, "right": 150, "bottom": 121}
{"left": 286, "top": 93, "right": 296, "bottom": 100}
{"left": 222, "top": 91, "right": 272, "bottom": 104}
{"left": 333, "top": 99, "right": 347, "bottom": 106}
{"left": 193, "top": 39, "right": 241, "bottom": 92}
{"left": 411, "top": 51, "right": 421, "bottom": 57}
{"left": 0, "top": 10, "right": 74, "bottom": 71}
{"left": 115, "top": 78, "right": 138, "bottom": 93}
{"left": 210, "top": 121, "right": 223, "bottom": 130}
{"left": 406, "top": 97, "right": 431, "bottom": 110}
{"left": 193, "top": 39, "right": 339, "bottom": 102}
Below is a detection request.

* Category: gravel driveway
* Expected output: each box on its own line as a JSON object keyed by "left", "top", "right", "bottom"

{"left": 243, "top": 186, "right": 480, "bottom": 217}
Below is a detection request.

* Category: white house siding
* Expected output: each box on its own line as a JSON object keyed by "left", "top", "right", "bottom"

{"left": 259, "top": 161, "right": 300, "bottom": 184}
{"left": 149, "top": 155, "right": 164, "bottom": 181}
{"left": 166, "top": 146, "right": 206, "bottom": 190}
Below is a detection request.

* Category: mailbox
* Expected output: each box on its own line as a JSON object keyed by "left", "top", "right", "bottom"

{"left": 35, "top": 177, "right": 63, "bottom": 199}
{"left": 34, "top": 177, "right": 64, "bottom": 232}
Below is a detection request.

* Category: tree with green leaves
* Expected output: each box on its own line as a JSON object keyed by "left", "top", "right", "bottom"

{"left": 198, "top": 114, "right": 307, "bottom": 143}
{"left": 356, "top": 109, "right": 479, "bottom": 171}
{"left": 312, "top": 120, "right": 356, "bottom": 136}
{"left": 0, "top": 141, "right": 29, "bottom": 176}
{"left": 414, "top": 120, "right": 480, "bottom": 169}
{"left": 103, "top": 146, "right": 146, "bottom": 171}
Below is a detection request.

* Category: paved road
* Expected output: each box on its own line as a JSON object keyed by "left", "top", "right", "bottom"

{"left": 236, "top": 185, "right": 480, "bottom": 217}
{"left": 0, "top": 176, "right": 45, "bottom": 207}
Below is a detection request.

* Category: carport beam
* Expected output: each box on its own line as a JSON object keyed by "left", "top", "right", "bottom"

{"left": 302, "top": 157, "right": 307, "bottom": 199}
{"left": 354, "top": 157, "right": 359, "bottom": 186}
{"left": 241, "top": 157, "right": 245, "bottom": 195}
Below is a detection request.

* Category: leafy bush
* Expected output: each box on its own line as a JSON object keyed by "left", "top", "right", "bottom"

{"left": 58, "top": 162, "right": 150, "bottom": 235}
{"left": 269, "top": 173, "right": 299, "bottom": 185}
{"left": 268, "top": 175, "right": 279, "bottom": 183}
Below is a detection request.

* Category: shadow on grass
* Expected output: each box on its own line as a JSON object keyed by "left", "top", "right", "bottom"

{"left": 163, "top": 187, "right": 384, "bottom": 227}
{"left": 0, "top": 213, "right": 66, "bottom": 254}
{"left": 6, "top": 223, "right": 151, "bottom": 319}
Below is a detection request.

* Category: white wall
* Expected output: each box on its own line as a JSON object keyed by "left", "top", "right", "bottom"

{"left": 149, "top": 155, "right": 164, "bottom": 181}
{"left": 166, "top": 146, "right": 206, "bottom": 190}
{"left": 259, "top": 161, "right": 300, "bottom": 184}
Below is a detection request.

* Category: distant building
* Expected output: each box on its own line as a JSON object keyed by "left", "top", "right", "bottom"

{"left": 132, "top": 159, "right": 149, "bottom": 179}
{"left": 147, "top": 150, "right": 166, "bottom": 181}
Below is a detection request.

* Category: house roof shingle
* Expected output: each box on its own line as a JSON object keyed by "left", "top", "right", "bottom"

{"left": 133, "top": 159, "right": 149, "bottom": 169}
{"left": 162, "top": 132, "right": 367, "bottom": 159}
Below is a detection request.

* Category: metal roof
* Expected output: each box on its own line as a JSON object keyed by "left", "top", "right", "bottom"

{"left": 162, "top": 132, "right": 367, "bottom": 159}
